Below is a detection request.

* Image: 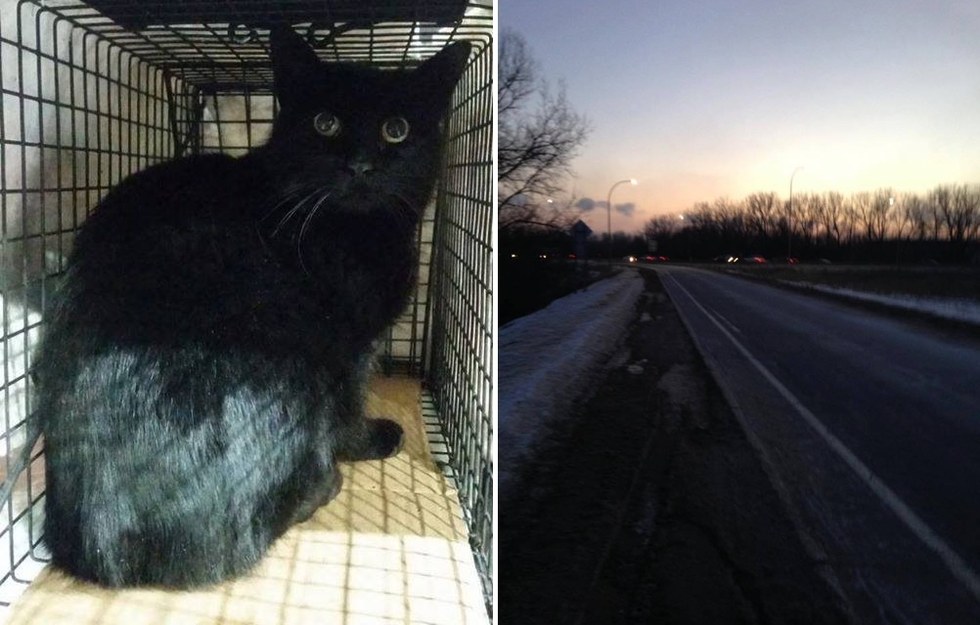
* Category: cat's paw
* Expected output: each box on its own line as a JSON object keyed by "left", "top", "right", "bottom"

{"left": 291, "top": 469, "right": 343, "bottom": 525}
{"left": 336, "top": 418, "right": 405, "bottom": 461}
{"left": 369, "top": 418, "right": 404, "bottom": 459}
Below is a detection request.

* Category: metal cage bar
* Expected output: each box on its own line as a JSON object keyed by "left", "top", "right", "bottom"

{"left": 0, "top": 0, "right": 494, "bottom": 611}
{"left": 426, "top": 34, "right": 494, "bottom": 604}
{"left": 1, "top": 2, "right": 184, "bottom": 601}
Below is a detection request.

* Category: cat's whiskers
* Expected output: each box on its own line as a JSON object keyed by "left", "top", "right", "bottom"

{"left": 261, "top": 189, "right": 309, "bottom": 240}
{"left": 259, "top": 187, "right": 306, "bottom": 224}
{"left": 296, "top": 188, "right": 334, "bottom": 277}
{"left": 270, "top": 187, "right": 324, "bottom": 239}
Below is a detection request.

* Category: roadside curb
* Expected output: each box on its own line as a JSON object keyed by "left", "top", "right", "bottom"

{"left": 715, "top": 267, "right": 980, "bottom": 336}
{"left": 498, "top": 270, "right": 644, "bottom": 506}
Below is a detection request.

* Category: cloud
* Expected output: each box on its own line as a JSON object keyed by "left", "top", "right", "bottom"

{"left": 575, "top": 197, "right": 598, "bottom": 211}
{"left": 614, "top": 202, "right": 636, "bottom": 217}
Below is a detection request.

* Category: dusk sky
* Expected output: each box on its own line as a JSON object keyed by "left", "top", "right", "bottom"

{"left": 502, "top": 0, "right": 980, "bottom": 233}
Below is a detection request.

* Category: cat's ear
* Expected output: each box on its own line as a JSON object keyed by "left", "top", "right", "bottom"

{"left": 269, "top": 25, "right": 320, "bottom": 111}
{"left": 414, "top": 40, "right": 472, "bottom": 107}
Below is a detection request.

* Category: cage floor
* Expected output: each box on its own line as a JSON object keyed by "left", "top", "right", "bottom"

{"left": 3, "top": 377, "right": 486, "bottom": 625}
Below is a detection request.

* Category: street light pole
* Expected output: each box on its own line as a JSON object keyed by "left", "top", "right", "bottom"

{"left": 788, "top": 166, "right": 803, "bottom": 260}
{"left": 606, "top": 178, "right": 637, "bottom": 259}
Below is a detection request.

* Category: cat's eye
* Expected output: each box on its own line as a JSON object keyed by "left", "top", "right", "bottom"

{"left": 381, "top": 117, "right": 410, "bottom": 144}
{"left": 313, "top": 112, "right": 342, "bottom": 137}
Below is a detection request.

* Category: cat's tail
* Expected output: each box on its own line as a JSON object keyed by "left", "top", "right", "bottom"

{"left": 0, "top": 416, "right": 43, "bottom": 509}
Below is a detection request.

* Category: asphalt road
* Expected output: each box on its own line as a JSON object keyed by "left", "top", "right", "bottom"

{"left": 655, "top": 265, "right": 980, "bottom": 624}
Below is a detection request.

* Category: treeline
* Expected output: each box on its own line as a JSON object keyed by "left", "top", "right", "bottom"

{"left": 645, "top": 184, "right": 980, "bottom": 263}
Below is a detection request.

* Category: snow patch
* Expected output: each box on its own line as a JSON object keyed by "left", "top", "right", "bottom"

{"left": 781, "top": 281, "right": 980, "bottom": 326}
{"left": 499, "top": 270, "right": 644, "bottom": 499}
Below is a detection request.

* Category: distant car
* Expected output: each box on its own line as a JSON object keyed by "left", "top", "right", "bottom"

{"left": 639, "top": 255, "right": 669, "bottom": 263}
{"left": 624, "top": 255, "right": 638, "bottom": 263}
{"left": 738, "top": 255, "right": 767, "bottom": 264}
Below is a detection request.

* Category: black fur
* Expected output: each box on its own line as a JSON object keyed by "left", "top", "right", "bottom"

{"left": 33, "top": 27, "right": 470, "bottom": 588}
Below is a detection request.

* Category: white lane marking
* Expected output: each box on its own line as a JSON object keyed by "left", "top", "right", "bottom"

{"left": 663, "top": 270, "right": 980, "bottom": 604}
{"left": 708, "top": 307, "right": 742, "bottom": 335}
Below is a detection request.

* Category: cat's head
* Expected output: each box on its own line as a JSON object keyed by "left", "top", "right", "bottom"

{"left": 261, "top": 26, "right": 470, "bottom": 223}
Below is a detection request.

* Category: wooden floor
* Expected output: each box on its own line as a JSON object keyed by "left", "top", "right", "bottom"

{"left": 5, "top": 377, "right": 487, "bottom": 625}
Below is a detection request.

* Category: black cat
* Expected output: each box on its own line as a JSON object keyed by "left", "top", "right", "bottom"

{"left": 28, "top": 26, "right": 470, "bottom": 588}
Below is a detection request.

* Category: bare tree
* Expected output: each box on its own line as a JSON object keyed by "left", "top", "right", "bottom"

{"left": 964, "top": 185, "right": 980, "bottom": 242}
{"left": 950, "top": 184, "right": 980, "bottom": 242}
{"left": 498, "top": 29, "right": 535, "bottom": 120}
{"left": 643, "top": 214, "right": 681, "bottom": 242}
{"left": 804, "top": 193, "right": 827, "bottom": 244}
{"left": 894, "top": 192, "right": 924, "bottom": 242}
{"left": 928, "top": 186, "right": 951, "bottom": 240}
{"left": 745, "top": 192, "right": 780, "bottom": 238}
{"left": 712, "top": 197, "right": 747, "bottom": 240}
{"left": 841, "top": 195, "right": 859, "bottom": 244}
{"left": 902, "top": 193, "right": 927, "bottom": 241}
{"left": 793, "top": 192, "right": 822, "bottom": 247}
{"left": 503, "top": 194, "right": 583, "bottom": 234}
{"left": 821, "top": 191, "right": 845, "bottom": 247}
{"left": 870, "top": 189, "right": 895, "bottom": 243}
{"left": 498, "top": 29, "right": 591, "bottom": 230}
{"left": 852, "top": 191, "right": 887, "bottom": 243}
{"left": 686, "top": 202, "right": 716, "bottom": 232}
{"left": 851, "top": 191, "right": 894, "bottom": 244}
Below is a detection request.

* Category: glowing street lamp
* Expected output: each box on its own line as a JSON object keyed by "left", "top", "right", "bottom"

{"left": 606, "top": 178, "right": 638, "bottom": 259}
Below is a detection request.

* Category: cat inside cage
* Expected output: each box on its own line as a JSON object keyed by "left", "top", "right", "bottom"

{"left": 2, "top": 1, "right": 493, "bottom": 619}
{"left": 2, "top": 19, "right": 471, "bottom": 588}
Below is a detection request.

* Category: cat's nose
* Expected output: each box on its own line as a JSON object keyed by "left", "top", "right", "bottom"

{"left": 347, "top": 159, "right": 374, "bottom": 176}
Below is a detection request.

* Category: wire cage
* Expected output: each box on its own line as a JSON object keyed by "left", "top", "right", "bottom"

{"left": 0, "top": 0, "right": 493, "bottom": 613}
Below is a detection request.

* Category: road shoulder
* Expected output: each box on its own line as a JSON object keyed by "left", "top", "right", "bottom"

{"left": 500, "top": 269, "right": 848, "bottom": 624}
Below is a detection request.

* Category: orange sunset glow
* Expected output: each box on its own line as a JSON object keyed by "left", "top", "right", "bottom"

{"left": 504, "top": 0, "right": 980, "bottom": 234}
